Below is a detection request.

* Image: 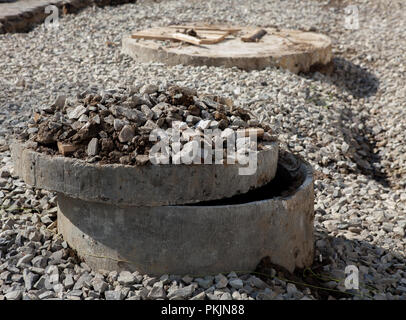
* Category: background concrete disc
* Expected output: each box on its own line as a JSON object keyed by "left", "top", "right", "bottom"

{"left": 122, "top": 25, "right": 332, "bottom": 73}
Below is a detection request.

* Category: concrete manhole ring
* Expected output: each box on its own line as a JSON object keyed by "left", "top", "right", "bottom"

{"left": 11, "top": 140, "right": 279, "bottom": 206}
{"left": 56, "top": 151, "right": 314, "bottom": 275}
{"left": 122, "top": 24, "right": 332, "bottom": 73}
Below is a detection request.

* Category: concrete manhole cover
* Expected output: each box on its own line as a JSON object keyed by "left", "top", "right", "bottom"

{"left": 122, "top": 23, "right": 332, "bottom": 73}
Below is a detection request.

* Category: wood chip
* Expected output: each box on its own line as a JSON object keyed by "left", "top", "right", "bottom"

{"left": 241, "top": 29, "right": 267, "bottom": 42}
{"left": 57, "top": 142, "right": 77, "bottom": 156}
{"left": 33, "top": 112, "right": 41, "bottom": 123}
{"left": 47, "top": 220, "right": 57, "bottom": 231}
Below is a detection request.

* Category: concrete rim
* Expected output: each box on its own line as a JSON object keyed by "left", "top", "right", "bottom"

{"left": 10, "top": 140, "right": 278, "bottom": 206}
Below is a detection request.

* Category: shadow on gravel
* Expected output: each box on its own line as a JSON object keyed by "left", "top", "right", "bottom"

{"left": 302, "top": 58, "right": 389, "bottom": 186}
{"left": 324, "top": 58, "right": 388, "bottom": 186}
{"left": 255, "top": 230, "right": 404, "bottom": 300}
{"left": 307, "top": 57, "right": 380, "bottom": 99}
{"left": 338, "top": 105, "right": 391, "bottom": 188}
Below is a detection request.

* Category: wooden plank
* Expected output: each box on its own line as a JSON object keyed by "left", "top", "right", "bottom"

{"left": 131, "top": 31, "right": 174, "bottom": 41}
{"left": 33, "top": 112, "right": 41, "bottom": 123}
{"left": 241, "top": 28, "right": 267, "bottom": 42}
{"left": 199, "top": 32, "right": 229, "bottom": 44}
{"left": 168, "top": 25, "right": 241, "bottom": 34}
{"left": 131, "top": 31, "right": 224, "bottom": 45}
{"left": 196, "top": 30, "right": 231, "bottom": 35}
{"left": 171, "top": 33, "right": 202, "bottom": 45}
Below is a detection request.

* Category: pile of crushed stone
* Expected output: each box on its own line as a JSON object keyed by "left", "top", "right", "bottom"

{"left": 17, "top": 84, "right": 276, "bottom": 166}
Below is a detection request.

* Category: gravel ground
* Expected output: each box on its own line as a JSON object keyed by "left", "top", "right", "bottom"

{"left": 1, "top": 0, "right": 405, "bottom": 300}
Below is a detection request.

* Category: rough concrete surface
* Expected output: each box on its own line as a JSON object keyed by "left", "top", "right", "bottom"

{"left": 10, "top": 140, "right": 279, "bottom": 206}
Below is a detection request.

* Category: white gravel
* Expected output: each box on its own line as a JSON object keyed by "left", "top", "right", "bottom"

{"left": 0, "top": 0, "right": 406, "bottom": 300}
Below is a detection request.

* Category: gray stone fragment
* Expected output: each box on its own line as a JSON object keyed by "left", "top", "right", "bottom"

{"left": 141, "top": 105, "right": 154, "bottom": 120}
{"left": 147, "top": 282, "right": 167, "bottom": 299}
{"left": 206, "top": 293, "right": 219, "bottom": 300}
{"left": 49, "top": 250, "right": 64, "bottom": 261}
{"left": 142, "top": 276, "right": 158, "bottom": 287}
{"left": 49, "top": 272, "right": 59, "bottom": 284}
{"left": 67, "top": 289, "right": 82, "bottom": 297}
{"left": 195, "top": 278, "right": 212, "bottom": 289}
{"left": 159, "top": 274, "right": 170, "bottom": 285}
{"left": 0, "top": 168, "right": 11, "bottom": 178}
{"left": 248, "top": 276, "right": 267, "bottom": 289}
{"left": 67, "top": 105, "right": 87, "bottom": 120}
{"left": 33, "top": 276, "right": 46, "bottom": 290}
{"left": 5, "top": 290, "right": 22, "bottom": 300}
{"left": 78, "top": 114, "right": 89, "bottom": 122}
{"left": 113, "top": 118, "right": 125, "bottom": 131}
{"left": 11, "top": 274, "right": 24, "bottom": 283}
{"left": 167, "top": 284, "right": 195, "bottom": 300}
{"left": 229, "top": 278, "right": 243, "bottom": 289}
{"left": 53, "top": 283, "right": 64, "bottom": 293}
{"left": 118, "top": 125, "right": 135, "bottom": 143}
{"left": 73, "top": 273, "right": 92, "bottom": 290}
{"left": 232, "top": 290, "right": 242, "bottom": 299}
{"left": 105, "top": 290, "right": 123, "bottom": 300}
{"left": 215, "top": 274, "right": 228, "bottom": 289}
{"left": 16, "top": 253, "right": 34, "bottom": 267}
{"left": 182, "top": 275, "right": 193, "bottom": 284}
{"left": 140, "top": 84, "right": 158, "bottom": 95}
{"left": 256, "top": 288, "right": 277, "bottom": 300}
{"left": 190, "top": 291, "right": 206, "bottom": 300}
{"left": 31, "top": 256, "right": 47, "bottom": 268}
{"left": 241, "top": 285, "right": 253, "bottom": 294}
{"left": 23, "top": 270, "right": 39, "bottom": 291}
{"left": 87, "top": 138, "right": 99, "bottom": 156}
{"left": 38, "top": 291, "right": 55, "bottom": 299}
{"left": 220, "top": 292, "right": 232, "bottom": 300}
{"left": 118, "top": 271, "right": 136, "bottom": 285}
{"left": 54, "top": 95, "right": 67, "bottom": 109}
{"left": 92, "top": 278, "right": 108, "bottom": 293}
{"left": 63, "top": 274, "right": 74, "bottom": 289}
{"left": 22, "top": 292, "right": 39, "bottom": 300}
